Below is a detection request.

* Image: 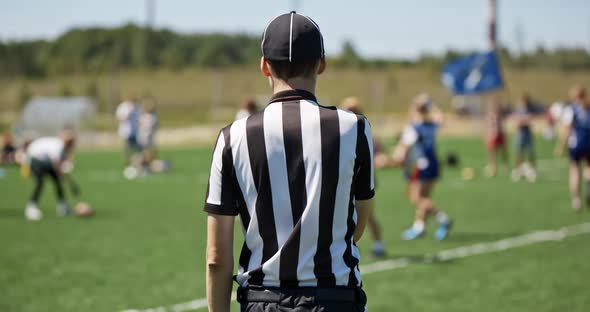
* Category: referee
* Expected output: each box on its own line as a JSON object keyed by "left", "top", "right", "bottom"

{"left": 204, "top": 12, "right": 375, "bottom": 312}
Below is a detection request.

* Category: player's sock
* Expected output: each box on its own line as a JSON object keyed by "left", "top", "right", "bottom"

{"left": 435, "top": 212, "right": 450, "bottom": 225}
{"left": 412, "top": 220, "right": 425, "bottom": 232}
{"left": 403, "top": 220, "right": 426, "bottom": 240}
{"left": 585, "top": 180, "right": 590, "bottom": 206}
{"left": 372, "top": 241, "right": 385, "bottom": 257}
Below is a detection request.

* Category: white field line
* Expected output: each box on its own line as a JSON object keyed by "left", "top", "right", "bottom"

{"left": 122, "top": 222, "right": 590, "bottom": 312}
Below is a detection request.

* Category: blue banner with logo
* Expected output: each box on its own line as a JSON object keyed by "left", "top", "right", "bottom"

{"left": 441, "top": 51, "right": 504, "bottom": 95}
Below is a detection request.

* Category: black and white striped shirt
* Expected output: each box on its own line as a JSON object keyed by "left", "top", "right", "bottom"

{"left": 204, "top": 89, "right": 375, "bottom": 288}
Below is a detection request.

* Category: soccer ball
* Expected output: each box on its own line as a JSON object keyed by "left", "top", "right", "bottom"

{"left": 74, "top": 202, "right": 94, "bottom": 218}
{"left": 462, "top": 167, "right": 475, "bottom": 180}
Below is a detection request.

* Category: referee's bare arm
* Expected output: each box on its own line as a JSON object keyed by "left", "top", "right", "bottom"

{"left": 353, "top": 117, "right": 376, "bottom": 243}
{"left": 354, "top": 199, "right": 373, "bottom": 242}
{"left": 204, "top": 130, "right": 239, "bottom": 312}
{"left": 206, "top": 214, "right": 234, "bottom": 312}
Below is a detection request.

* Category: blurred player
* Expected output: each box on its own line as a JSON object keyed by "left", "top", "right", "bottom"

{"left": 340, "top": 96, "right": 386, "bottom": 257}
{"left": 391, "top": 93, "right": 452, "bottom": 240}
{"left": 544, "top": 102, "right": 564, "bottom": 140}
{"left": 511, "top": 93, "right": 537, "bottom": 182}
{"left": 116, "top": 95, "right": 141, "bottom": 166}
{"left": 234, "top": 97, "right": 258, "bottom": 120}
{"left": 484, "top": 96, "right": 508, "bottom": 177}
{"left": 24, "top": 130, "right": 76, "bottom": 221}
{"left": 555, "top": 85, "right": 590, "bottom": 211}
{"left": 138, "top": 97, "right": 159, "bottom": 170}
{"left": 1, "top": 131, "right": 17, "bottom": 165}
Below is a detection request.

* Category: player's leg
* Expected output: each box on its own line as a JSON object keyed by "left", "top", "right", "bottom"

{"left": 499, "top": 141, "right": 509, "bottom": 170}
{"left": 512, "top": 140, "right": 524, "bottom": 181}
{"left": 569, "top": 160, "right": 582, "bottom": 211}
{"left": 402, "top": 181, "right": 425, "bottom": 240}
{"left": 419, "top": 180, "right": 452, "bottom": 240}
{"left": 485, "top": 146, "right": 497, "bottom": 177}
{"left": 25, "top": 160, "right": 44, "bottom": 220}
{"left": 523, "top": 141, "right": 537, "bottom": 182}
{"left": 48, "top": 168, "right": 70, "bottom": 216}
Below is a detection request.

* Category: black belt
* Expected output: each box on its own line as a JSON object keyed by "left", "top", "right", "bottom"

{"left": 237, "top": 286, "right": 365, "bottom": 304}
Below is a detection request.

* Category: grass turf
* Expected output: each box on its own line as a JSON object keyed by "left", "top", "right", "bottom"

{"left": 1, "top": 136, "right": 589, "bottom": 312}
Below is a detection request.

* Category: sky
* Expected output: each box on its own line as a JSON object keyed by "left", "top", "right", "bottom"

{"left": 1, "top": 0, "right": 589, "bottom": 59}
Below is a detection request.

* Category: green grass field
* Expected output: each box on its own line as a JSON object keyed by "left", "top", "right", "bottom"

{"left": 1, "top": 136, "right": 590, "bottom": 312}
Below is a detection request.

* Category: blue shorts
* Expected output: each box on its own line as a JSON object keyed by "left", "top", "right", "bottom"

{"left": 569, "top": 147, "right": 590, "bottom": 163}
{"left": 405, "top": 161, "right": 439, "bottom": 182}
{"left": 515, "top": 131, "right": 535, "bottom": 160}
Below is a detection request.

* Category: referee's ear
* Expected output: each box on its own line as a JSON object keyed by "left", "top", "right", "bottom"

{"left": 260, "top": 57, "right": 272, "bottom": 77}
{"left": 317, "top": 58, "right": 326, "bottom": 75}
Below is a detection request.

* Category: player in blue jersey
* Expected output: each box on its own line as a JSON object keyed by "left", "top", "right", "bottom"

{"left": 555, "top": 85, "right": 590, "bottom": 211}
{"left": 511, "top": 93, "right": 537, "bottom": 182}
{"left": 391, "top": 93, "right": 453, "bottom": 240}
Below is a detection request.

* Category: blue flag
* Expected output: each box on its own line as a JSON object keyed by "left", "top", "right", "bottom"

{"left": 441, "top": 51, "right": 503, "bottom": 95}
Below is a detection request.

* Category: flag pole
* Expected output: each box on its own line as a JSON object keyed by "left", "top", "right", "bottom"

{"left": 488, "top": 0, "right": 513, "bottom": 107}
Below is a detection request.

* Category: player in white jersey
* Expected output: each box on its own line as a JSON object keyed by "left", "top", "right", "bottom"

{"left": 24, "top": 131, "right": 76, "bottom": 220}
{"left": 137, "top": 98, "right": 159, "bottom": 168}
{"left": 116, "top": 95, "right": 141, "bottom": 166}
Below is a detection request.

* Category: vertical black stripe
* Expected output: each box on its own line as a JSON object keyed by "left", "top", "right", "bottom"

{"left": 342, "top": 115, "right": 366, "bottom": 287}
{"left": 279, "top": 101, "right": 307, "bottom": 288}
{"left": 246, "top": 111, "right": 278, "bottom": 286}
{"left": 344, "top": 188, "right": 360, "bottom": 287}
{"left": 236, "top": 169, "right": 252, "bottom": 274}
{"left": 220, "top": 127, "right": 235, "bottom": 210}
{"left": 313, "top": 106, "right": 340, "bottom": 287}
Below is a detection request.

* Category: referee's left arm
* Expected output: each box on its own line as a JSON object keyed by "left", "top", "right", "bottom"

{"left": 204, "top": 130, "right": 238, "bottom": 312}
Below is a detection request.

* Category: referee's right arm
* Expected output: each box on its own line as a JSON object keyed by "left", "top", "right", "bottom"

{"left": 353, "top": 117, "right": 375, "bottom": 242}
{"left": 205, "top": 130, "right": 237, "bottom": 312}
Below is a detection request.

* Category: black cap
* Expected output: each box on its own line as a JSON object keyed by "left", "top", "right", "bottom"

{"left": 261, "top": 12, "right": 325, "bottom": 62}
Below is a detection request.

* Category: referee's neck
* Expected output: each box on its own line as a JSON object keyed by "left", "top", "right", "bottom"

{"left": 272, "top": 77, "right": 316, "bottom": 96}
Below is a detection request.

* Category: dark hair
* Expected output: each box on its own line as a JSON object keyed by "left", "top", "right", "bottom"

{"left": 267, "top": 59, "right": 320, "bottom": 80}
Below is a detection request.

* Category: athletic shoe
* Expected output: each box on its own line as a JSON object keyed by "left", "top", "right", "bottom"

{"left": 371, "top": 243, "right": 385, "bottom": 258}
{"left": 511, "top": 168, "right": 522, "bottom": 182}
{"left": 434, "top": 220, "right": 453, "bottom": 241}
{"left": 25, "top": 203, "right": 42, "bottom": 221}
{"left": 402, "top": 228, "right": 425, "bottom": 240}
{"left": 57, "top": 202, "right": 71, "bottom": 217}
{"left": 524, "top": 167, "right": 537, "bottom": 183}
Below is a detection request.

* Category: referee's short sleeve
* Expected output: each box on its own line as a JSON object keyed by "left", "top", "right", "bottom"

{"left": 204, "top": 129, "right": 239, "bottom": 216}
{"left": 354, "top": 117, "right": 375, "bottom": 200}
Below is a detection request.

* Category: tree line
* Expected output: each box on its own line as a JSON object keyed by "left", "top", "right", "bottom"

{"left": 1, "top": 23, "right": 589, "bottom": 78}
